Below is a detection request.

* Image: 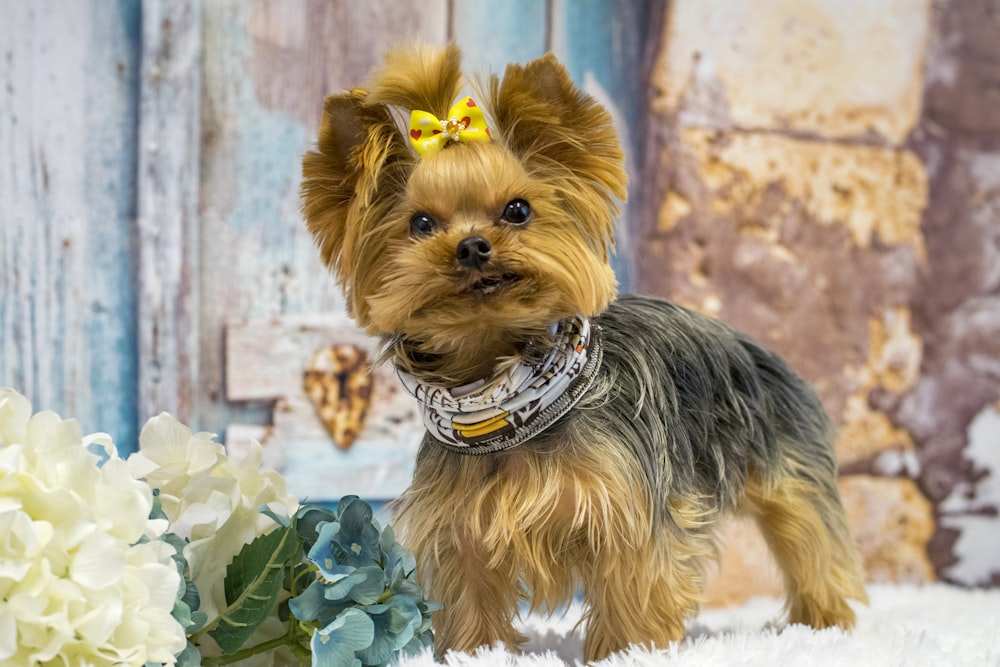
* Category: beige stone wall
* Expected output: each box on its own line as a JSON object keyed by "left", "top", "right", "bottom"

{"left": 638, "top": 0, "right": 1000, "bottom": 602}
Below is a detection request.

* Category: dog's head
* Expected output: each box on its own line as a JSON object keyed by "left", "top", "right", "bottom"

{"left": 302, "top": 44, "right": 626, "bottom": 356}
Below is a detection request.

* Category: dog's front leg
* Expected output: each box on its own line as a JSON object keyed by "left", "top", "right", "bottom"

{"left": 423, "top": 530, "right": 526, "bottom": 659}
{"left": 578, "top": 508, "right": 715, "bottom": 663}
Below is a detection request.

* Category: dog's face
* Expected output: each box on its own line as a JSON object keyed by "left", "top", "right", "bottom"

{"left": 302, "top": 45, "right": 627, "bottom": 353}
{"left": 362, "top": 140, "right": 619, "bottom": 352}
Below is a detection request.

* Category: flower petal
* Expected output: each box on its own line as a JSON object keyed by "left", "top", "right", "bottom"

{"left": 336, "top": 497, "right": 381, "bottom": 567}
{"left": 0, "top": 388, "right": 32, "bottom": 445}
{"left": 357, "top": 595, "right": 420, "bottom": 665}
{"left": 137, "top": 412, "right": 194, "bottom": 465}
{"left": 0, "top": 602, "right": 15, "bottom": 659}
{"left": 288, "top": 580, "right": 328, "bottom": 622}
{"left": 308, "top": 521, "right": 349, "bottom": 580}
{"left": 311, "top": 608, "right": 374, "bottom": 667}
{"left": 71, "top": 533, "right": 126, "bottom": 590}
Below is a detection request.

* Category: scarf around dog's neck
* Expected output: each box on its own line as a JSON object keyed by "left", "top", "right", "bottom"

{"left": 396, "top": 316, "right": 603, "bottom": 455}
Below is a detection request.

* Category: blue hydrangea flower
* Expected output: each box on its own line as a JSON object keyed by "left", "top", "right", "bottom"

{"left": 309, "top": 521, "right": 365, "bottom": 581}
{"left": 311, "top": 608, "right": 374, "bottom": 667}
{"left": 356, "top": 596, "right": 421, "bottom": 666}
{"left": 331, "top": 496, "right": 382, "bottom": 568}
{"left": 290, "top": 497, "right": 438, "bottom": 666}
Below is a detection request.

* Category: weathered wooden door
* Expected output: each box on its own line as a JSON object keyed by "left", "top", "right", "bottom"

{"left": 0, "top": 0, "right": 653, "bottom": 501}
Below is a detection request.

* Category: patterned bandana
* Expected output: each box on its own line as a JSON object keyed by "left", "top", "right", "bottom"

{"left": 397, "top": 317, "right": 603, "bottom": 455}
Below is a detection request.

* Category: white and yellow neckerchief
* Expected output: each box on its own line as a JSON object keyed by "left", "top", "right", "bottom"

{"left": 397, "top": 317, "right": 603, "bottom": 454}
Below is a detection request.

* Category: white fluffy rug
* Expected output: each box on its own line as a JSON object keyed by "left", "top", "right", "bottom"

{"left": 399, "top": 584, "right": 1000, "bottom": 666}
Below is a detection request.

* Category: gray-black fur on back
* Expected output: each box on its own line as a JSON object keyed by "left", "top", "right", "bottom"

{"left": 565, "top": 294, "right": 836, "bottom": 527}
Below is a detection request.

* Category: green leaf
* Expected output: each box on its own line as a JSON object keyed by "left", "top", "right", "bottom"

{"left": 207, "top": 523, "right": 300, "bottom": 654}
{"left": 259, "top": 505, "right": 291, "bottom": 528}
{"left": 149, "top": 489, "right": 167, "bottom": 521}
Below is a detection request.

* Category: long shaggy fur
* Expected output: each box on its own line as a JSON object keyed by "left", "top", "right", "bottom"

{"left": 301, "top": 43, "right": 867, "bottom": 663}
{"left": 393, "top": 295, "right": 867, "bottom": 658}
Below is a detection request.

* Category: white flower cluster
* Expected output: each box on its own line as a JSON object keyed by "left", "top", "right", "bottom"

{"left": 0, "top": 389, "right": 186, "bottom": 665}
{"left": 127, "top": 413, "right": 299, "bottom": 626}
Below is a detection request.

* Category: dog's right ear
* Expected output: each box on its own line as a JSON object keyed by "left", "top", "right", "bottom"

{"left": 302, "top": 89, "right": 414, "bottom": 322}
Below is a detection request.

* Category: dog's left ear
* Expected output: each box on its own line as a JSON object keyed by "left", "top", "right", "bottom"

{"left": 302, "top": 89, "right": 415, "bottom": 325}
{"left": 487, "top": 53, "right": 628, "bottom": 208}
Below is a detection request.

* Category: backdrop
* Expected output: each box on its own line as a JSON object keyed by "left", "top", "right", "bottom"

{"left": 1, "top": 0, "right": 997, "bottom": 605}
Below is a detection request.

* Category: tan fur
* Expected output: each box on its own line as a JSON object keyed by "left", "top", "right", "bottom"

{"left": 370, "top": 142, "right": 617, "bottom": 383}
{"left": 365, "top": 42, "right": 464, "bottom": 119}
{"left": 746, "top": 461, "right": 869, "bottom": 629}
{"left": 301, "top": 45, "right": 623, "bottom": 384}
{"left": 392, "top": 423, "right": 758, "bottom": 660}
{"left": 301, "top": 43, "right": 866, "bottom": 663}
{"left": 391, "top": 428, "right": 705, "bottom": 659}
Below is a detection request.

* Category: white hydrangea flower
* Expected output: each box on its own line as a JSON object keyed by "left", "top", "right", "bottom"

{"left": 0, "top": 388, "right": 186, "bottom": 666}
{"left": 127, "top": 413, "right": 298, "bottom": 626}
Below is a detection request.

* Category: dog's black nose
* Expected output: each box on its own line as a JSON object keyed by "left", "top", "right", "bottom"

{"left": 456, "top": 236, "right": 492, "bottom": 270}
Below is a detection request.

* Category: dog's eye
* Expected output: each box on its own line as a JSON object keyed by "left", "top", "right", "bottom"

{"left": 409, "top": 213, "right": 438, "bottom": 238}
{"left": 500, "top": 199, "right": 531, "bottom": 226}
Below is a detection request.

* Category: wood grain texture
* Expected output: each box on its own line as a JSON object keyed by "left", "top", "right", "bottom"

{"left": 196, "top": 0, "right": 448, "bottom": 437}
{"left": 551, "top": 0, "right": 664, "bottom": 291}
{"left": 451, "top": 0, "right": 549, "bottom": 74}
{"left": 0, "top": 1, "right": 650, "bottom": 475}
{"left": 0, "top": 0, "right": 142, "bottom": 449}
{"left": 225, "top": 314, "right": 423, "bottom": 499}
{"left": 136, "top": 0, "right": 202, "bottom": 426}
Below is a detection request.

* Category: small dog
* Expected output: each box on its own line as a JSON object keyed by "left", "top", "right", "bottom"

{"left": 302, "top": 44, "right": 867, "bottom": 662}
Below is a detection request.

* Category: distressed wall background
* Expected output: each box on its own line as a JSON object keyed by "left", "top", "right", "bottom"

{"left": 1, "top": 0, "right": 997, "bottom": 602}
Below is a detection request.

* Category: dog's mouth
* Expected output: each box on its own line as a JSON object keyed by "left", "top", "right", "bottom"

{"left": 465, "top": 272, "right": 520, "bottom": 296}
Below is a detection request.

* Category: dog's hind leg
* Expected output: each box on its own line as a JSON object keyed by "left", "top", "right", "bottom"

{"left": 746, "top": 457, "right": 868, "bottom": 630}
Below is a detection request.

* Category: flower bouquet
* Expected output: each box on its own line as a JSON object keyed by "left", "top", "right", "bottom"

{"left": 0, "top": 388, "right": 438, "bottom": 666}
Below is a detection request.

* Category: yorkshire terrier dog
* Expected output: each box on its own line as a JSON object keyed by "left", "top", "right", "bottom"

{"left": 302, "top": 44, "right": 867, "bottom": 662}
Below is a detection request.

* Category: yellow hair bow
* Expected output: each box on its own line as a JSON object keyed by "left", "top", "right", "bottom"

{"left": 408, "top": 96, "right": 491, "bottom": 156}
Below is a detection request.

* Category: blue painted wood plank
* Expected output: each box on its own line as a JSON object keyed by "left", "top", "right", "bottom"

{"left": 551, "top": 0, "right": 661, "bottom": 292}
{"left": 450, "top": 0, "right": 549, "bottom": 75}
{"left": 197, "top": 0, "right": 448, "bottom": 443}
{"left": 0, "top": 0, "right": 142, "bottom": 450}
{"left": 136, "top": 0, "right": 203, "bottom": 429}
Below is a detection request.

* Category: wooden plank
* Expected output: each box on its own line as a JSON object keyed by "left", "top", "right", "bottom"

{"left": 226, "top": 312, "right": 374, "bottom": 401}
{"left": 550, "top": 0, "right": 663, "bottom": 292}
{"left": 196, "top": 0, "right": 448, "bottom": 437}
{"left": 0, "top": 0, "right": 142, "bottom": 448}
{"left": 225, "top": 315, "right": 423, "bottom": 500}
{"left": 136, "top": 0, "right": 202, "bottom": 427}
{"left": 450, "top": 0, "right": 549, "bottom": 75}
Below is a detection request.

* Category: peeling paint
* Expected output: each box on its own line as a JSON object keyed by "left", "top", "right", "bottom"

{"left": 839, "top": 398, "right": 917, "bottom": 467}
{"left": 704, "top": 515, "right": 783, "bottom": 608}
{"left": 868, "top": 308, "right": 923, "bottom": 394}
{"left": 872, "top": 447, "right": 921, "bottom": 478}
{"left": 840, "top": 475, "right": 936, "bottom": 583}
{"left": 657, "top": 191, "right": 692, "bottom": 233}
{"left": 639, "top": 0, "right": 1000, "bottom": 592}
{"left": 655, "top": 0, "right": 931, "bottom": 142}
{"left": 838, "top": 309, "right": 922, "bottom": 466}
{"left": 939, "top": 405, "right": 1000, "bottom": 586}
{"left": 201, "top": 5, "right": 307, "bottom": 237}
{"left": 683, "top": 129, "right": 929, "bottom": 255}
